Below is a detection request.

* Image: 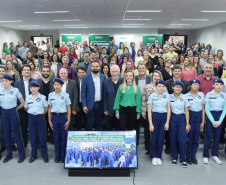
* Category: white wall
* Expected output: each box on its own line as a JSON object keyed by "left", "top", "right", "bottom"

{"left": 191, "top": 22, "right": 226, "bottom": 54}
{"left": 0, "top": 26, "right": 27, "bottom": 57}
{"left": 59, "top": 28, "right": 158, "bottom": 48}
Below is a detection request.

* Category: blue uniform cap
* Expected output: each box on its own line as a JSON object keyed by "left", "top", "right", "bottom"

{"left": 156, "top": 79, "right": 166, "bottom": 86}
{"left": 29, "top": 81, "right": 40, "bottom": 87}
{"left": 172, "top": 80, "right": 184, "bottom": 88}
{"left": 213, "top": 78, "right": 224, "bottom": 85}
{"left": 2, "top": 74, "right": 13, "bottom": 80}
{"left": 189, "top": 79, "right": 200, "bottom": 85}
{"left": 53, "top": 78, "right": 64, "bottom": 85}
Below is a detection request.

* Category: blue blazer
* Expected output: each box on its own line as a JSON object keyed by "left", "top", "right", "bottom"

{"left": 15, "top": 77, "right": 35, "bottom": 100}
{"left": 135, "top": 75, "right": 152, "bottom": 85}
{"left": 81, "top": 73, "right": 106, "bottom": 110}
{"left": 103, "top": 77, "right": 124, "bottom": 116}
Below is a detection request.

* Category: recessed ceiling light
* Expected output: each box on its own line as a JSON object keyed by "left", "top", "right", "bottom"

{"left": 122, "top": 24, "right": 144, "bottom": 26}
{"left": 26, "top": 27, "right": 46, "bottom": 29}
{"left": 201, "top": 10, "right": 226, "bottom": 12}
{"left": 169, "top": 24, "right": 191, "bottom": 26}
{"left": 34, "top": 11, "right": 69, "bottom": 14}
{"left": 19, "top": 25, "right": 40, "bottom": 27}
{"left": 182, "top": 19, "right": 208, "bottom": 21}
{"left": 69, "top": 27, "right": 88, "bottom": 29}
{"left": 123, "top": 19, "right": 151, "bottom": 20}
{"left": 0, "top": 20, "right": 23, "bottom": 22}
{"left": 53, "top": 19, "right": 80, "bottom": 21}
{"left": 126, "top": 10, "right": 162, "bottom": 12}
{"left": 64, "top": 24, "right": 85, "bottom": 26}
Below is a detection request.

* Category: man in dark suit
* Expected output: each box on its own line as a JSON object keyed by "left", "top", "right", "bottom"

{"left": 165, "top": 64, "right": 189, "bottom": 154}
{"left": 104, "top": 65, "right": 124, "bottom": 131}
{"left": 15, "top": 64, "right": 35, "bottom": 148}
{"left": 75, "top": 66, "right": 87, "bottom": 130}
{"left": 81, "top": 61, "right": 106, "bottom": 131}
{"left": 37, "top": 66, "right": 54, "bottom": 143}
{"left": 165, "top": 64, "right": 189, "bottom": 94}
{"left": 135, "top": 62, "right": 152, "bottom": 146}
{"left": 59, "top": 67, "right": 78, "bottom": 131}
{"left": 78, "top": 52, "right": 91, "bottom": 74}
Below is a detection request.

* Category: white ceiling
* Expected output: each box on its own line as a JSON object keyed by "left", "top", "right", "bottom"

{"left": 0, "top": 0, "right": 226, "bottom": 31}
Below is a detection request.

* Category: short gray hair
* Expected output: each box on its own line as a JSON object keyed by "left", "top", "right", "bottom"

{"left": 204, "top": 61, "right": 213, "bottom": 68}
{"left": 62, "top": 56, "right": 69, "bottom": 62}
{"left": 110, "top": 65, "right": 120, "bottom": 73}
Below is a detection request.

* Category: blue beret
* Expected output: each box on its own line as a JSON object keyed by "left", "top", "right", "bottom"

{"left": 29, "top": 81, "right": 40, "bottom": 87}
{"left": 213, "top": 78, "right": 224, "bottom": 85}
{"left": 156, "top": 79, "right": 166, "bottom": 86}
{"left": 2, "top": 74, "right": 13, "bottom": 80}
{"left": 173, "top": 80, "right": 184, "bottom": 88}
{"left": 53, "top": 78, "right": 64, "bottom": 85}
{"left": 189, "top": 79, "right": 200, "bottom": 85}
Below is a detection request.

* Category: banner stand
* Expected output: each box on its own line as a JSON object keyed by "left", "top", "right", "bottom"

{"left": 68, "top": 169, "right": 130, "bottom": 177}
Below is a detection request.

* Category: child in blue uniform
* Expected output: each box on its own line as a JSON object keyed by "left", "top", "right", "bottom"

{"left": 186, "top": 79, "right": 205, "bottom": 165}
{"left": 203, "top": 78, "right": 226, "bottom": 165}
{"left": 148, "top": 79, "right": 171, "bottom": 166}
{"left": 0, "top": 74, "right": 25, "bottom": 163}
{"left": 24, "top": 81, "right": 49, "bottom": 163}
{"left": 170, "top": 81, "right": 190, "bottom": 168}
{"left": 48, "top": 78, "right": 71, "bottom": 163}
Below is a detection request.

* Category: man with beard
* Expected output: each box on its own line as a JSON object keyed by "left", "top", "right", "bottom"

{"left": 15, "top": 64, "right": 35, "bottom": 148}
{"left": 81, "top": 61, "right": 106, "bottom": 131}
{"left": 37, "top": 66, "right": 55, "bottom": 143}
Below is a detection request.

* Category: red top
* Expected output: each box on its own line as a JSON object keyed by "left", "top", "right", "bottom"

{"left": 197, "top": 74, "right": 216, "bottom": 96}
{"left": 59, "top": 46, "right": 68, "bottom": 55}
{"left": 181, "top": 67, "right": 197, "bottom": 81}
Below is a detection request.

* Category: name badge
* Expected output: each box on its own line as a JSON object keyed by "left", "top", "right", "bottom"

{"left": 28, "top": 102, "right": 33, "bottom": 104}
{"left": 209, "top": 97, "right": 216, "bottom": 99}
{"left": 153, "top": 99, "right": 159, "bottom": 101}
{"left": 188, "top": 99, "right": 193, "bottom": 101}
{"left": 170, "top": 101, "right": 175, "bottom": 102}
{"left": 50, "top": 99, "right": 55, "bottom": 101}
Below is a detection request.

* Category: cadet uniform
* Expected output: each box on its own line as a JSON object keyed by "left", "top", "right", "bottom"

{"left": 48, "top": 78, "right": 71, "bottom": 162}
{"left": 148, "top": 79, "right": 170, "bottom": 161}
{"left": 0, "top": 74, "right": 25, "bottom": 163}
{"left": 170, "top": 81, "right": 190, "bottom": 166}
{"left": 186, "top": 79, "right": 205, "bottom": 164}
{"left": 203, "top": 78, "right": 226, "bottom": 164}
{"left": 24, "top": 81, "right": 48, "bottom": 163}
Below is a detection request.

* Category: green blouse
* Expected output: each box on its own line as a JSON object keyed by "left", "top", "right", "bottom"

{"left": 113, "top": 84, "right": 141, "bottom": 116}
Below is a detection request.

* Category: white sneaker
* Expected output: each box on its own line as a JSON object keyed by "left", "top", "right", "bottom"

{"left": 212, "top": 156, "right": 222, "bottom": 165}
{"left": 203, "top": 157, "right": 209, "bottom": 164}
{"left": 156, "top": 158, "right": 162, "bottom": 166}
{"left": 152, "top": 158, "right": 157, "bottom": 166}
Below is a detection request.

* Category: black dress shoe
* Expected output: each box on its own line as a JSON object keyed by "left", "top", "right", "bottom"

{"left": 191, "top": 158, "right": 198, "bottom": 164}
{"left": 54, "top": 157, "right": 60, "bottom": 163}
{"left": 43, "top": 157, "right": 49, "bottom": 163}
{"left": 18, "top": 158, "right": 25, "bottom": 163}
{"left": 60, "top": 157, "right": 65, "bottom": 163}
{"left": 29, "top": 157, "right": 37, "bottom": 163}
{"left": 1, "top": 146, "right": 6, "bottom": 153}
{"left": 3, "top": 157, "right": 12, "bottom": 163}
{"left": 145, "top": 151, "right": 150, "bottom": 155}
{"left": 165, "top": 148, "right": 170, "bottom": 154}
{"left": 186, "top": 158, "right": 192, "bottom": 165}
{"left": 11, "top": 145, "right": 18, "bottom": 152}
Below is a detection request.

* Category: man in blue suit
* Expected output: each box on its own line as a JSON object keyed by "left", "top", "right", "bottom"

{"left": 78, "top": 52, "right": 92, "bottom": 74}
{"left": 81, "top": 61, "right": 106, "bottom": 131}
{"left": 103, "top": 65, "right": 123, "bottom": 130}
{"left": 135, "top": 62, "right": 152, "bottom": 146}
{"left": 15, "top": 64, "right": 35, "bottom": 148}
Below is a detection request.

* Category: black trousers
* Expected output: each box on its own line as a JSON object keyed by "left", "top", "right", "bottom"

{"left": 106, "top": 113, "right": 119, "bottom": 131}
{"left": 69, "top": 102, "right": 86, "bottom": 131}
{"left": 119, "top": 106, "right": 136, "bottom": 131}
{"left": 220, "top": 116, "right": 226, "bottom": 144}
{"left": 144, "top": 112, "right": 150, "bottom": 153}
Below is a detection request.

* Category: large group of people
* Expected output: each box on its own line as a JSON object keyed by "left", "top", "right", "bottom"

{"left": 0, "top": 38, "right": 226, "bottom": 169}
